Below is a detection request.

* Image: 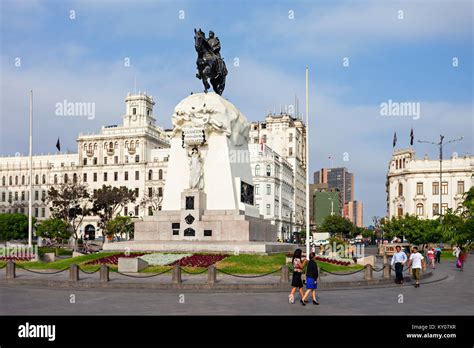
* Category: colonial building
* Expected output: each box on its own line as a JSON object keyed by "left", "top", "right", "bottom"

{"left": 249, "top": 144, "right": 295, "bottom": 241}
{"left": 0, "top": 92, "right": 170, "bottom": 239}
{"left": 0, "top": 93, "right": 304, "bottom": 240}
{"left": 249, "top": 113, "right": 307, "bottom": 233}
{"left": 386, "top": 148, "right": 473, "bottom": 219}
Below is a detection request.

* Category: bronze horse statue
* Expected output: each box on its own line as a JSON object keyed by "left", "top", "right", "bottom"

{"left": 194, "top": 28, "right": 227, "bottom": 95}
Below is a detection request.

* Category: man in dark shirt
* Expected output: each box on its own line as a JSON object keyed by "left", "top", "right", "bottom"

{"left": 301, "top": 252, "right": 320, "bottom": 306}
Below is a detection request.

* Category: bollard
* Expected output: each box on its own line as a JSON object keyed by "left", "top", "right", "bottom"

{"left": 6, "top": 260, "right": 16, "bottom": 279}
{"left": 280, "top": 265, "right": 289, "bottom": 284}
{"left": 383, "top": 263, "right": 391, "bottom": 279}
{"left": 172, "top": 265, "right": 182, "bottom": 284}
{"left": 69, "top": 264, "right": 79, "bottom": 282}
{"left": 383, "top": 254, "right": 388, "bottom": 265}
{"left": 100, "top": 264, "right": 109, "bottom": 282}
{"left": 208, "top": 265, "right": 216, "bottom": 285}
{"left": 364, "top": 264, "right": 373, "bottom": 281}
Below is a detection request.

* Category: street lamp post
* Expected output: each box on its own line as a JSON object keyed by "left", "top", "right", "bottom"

{"left": 418, "top": 135, "right": 463, "bottom": 221}
{"left": 328, "top": 197, "right": 335, "bottom": 216}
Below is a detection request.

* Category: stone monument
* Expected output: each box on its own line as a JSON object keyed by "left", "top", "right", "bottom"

{"left": 105, "top": 93, "right": 296, "bottom": 254}
{"left": 104, "top": 30, "right": 295, "bottom": 254}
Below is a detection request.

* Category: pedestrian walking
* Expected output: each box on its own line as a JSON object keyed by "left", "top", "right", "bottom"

{"left": 408, "top": 246, "right": 425, "bottom": 288}
{"left": 435, "top": 246, "right": 442, "bottom": 264}
{"left": 457, "top": 247, "right": 467, "bottom": 271}
{"left": 301, "top": 252, "right": 320, "bottom": 306}
{"left": 427, "top": 248, "right": 436, "bottom": 269}
{"left": 391, "top": 245, "right": 407, "bottom": 284}
{"left": 288, "top": 248, "right": 307, "bottom": 304}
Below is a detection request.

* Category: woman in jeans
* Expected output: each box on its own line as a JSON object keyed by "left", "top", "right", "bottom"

{"left": 288, "top": 248, "right": 307, "bottom": 304}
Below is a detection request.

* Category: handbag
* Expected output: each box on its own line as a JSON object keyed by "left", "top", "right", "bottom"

{"left": 456, "top": 258, "right": 462, "bottom": 268}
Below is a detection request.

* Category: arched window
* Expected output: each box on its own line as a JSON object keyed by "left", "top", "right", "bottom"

{"left": 42, "top": 174, "right": 46, "bottom": 184}
{"left": 130, "top": 140, "right": 135, "bottom": 149}
{"left": 109, "top": 141, "right": 113, "bottom": 149}
{"left": 395, "top": 160, "right": 399, "bottom": 169}
{"left": 73, "top": 173, "right": 77, "bottom": 183}
{"left": 125, "top": 141, "right": 129, "bottom": 149}
{"left": 255, "top": 165, "right": 260, "bottom": 176}
{"left": 266, "top": 165, "right": 271, "bottom": 176}
{"left": 136, "top": 140, "right": 139, "bottom": 147}
{"left": 22, "top": 176, "right": 25, "bottom": 185}
{"left": 104, "top": 142, "right": 108, "bottom": 149}
{"left": 398, "top": 183, "right": 403, "bottom": 197}
{"left": 114, "top": 141, "right": 118, "bottom": 149}
{"left": 416, "top": 203, "right": 424, "bottom": 216}
{"left": 94, "top": 143, "right": 97, "bottom": 150}
{"left": 54, "top": 175, "right": 58, "bottom": 184}
{"left": 35, "top": 175, "right": 39, "bottom": 185}
{"left": 158, "top": 169, "right": 163, "bottom": 180}
{"left": 1, "top": 176, "right": 5, "bottom": 186}
{"left": 148, "top": 170, "right": 153, "bottom": 180}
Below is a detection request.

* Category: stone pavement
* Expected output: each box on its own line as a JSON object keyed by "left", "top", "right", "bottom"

{"left": 0, "top": 259, "right": 471, "bottom": 315}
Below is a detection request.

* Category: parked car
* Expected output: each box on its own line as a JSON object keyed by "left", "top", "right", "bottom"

{"left": 315, "top": 239, "right": 329, "bottom": 246}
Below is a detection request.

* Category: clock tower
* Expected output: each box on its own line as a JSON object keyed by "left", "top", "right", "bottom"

{"left": 123, "top": 92, "right": 156, "bottom": 128}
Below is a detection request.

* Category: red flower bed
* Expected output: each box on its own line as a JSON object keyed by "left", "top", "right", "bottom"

{"left": 0, "top": 256, "right": 35, "bottom": 261}
{"left": 169, "top": 254, "right": 228, "bottom": 268}
{"left": 314, "top": 256, "right": 350, "bottom": 266}
{"left": 86, "top": 253, "right": 146, "bottom": 265}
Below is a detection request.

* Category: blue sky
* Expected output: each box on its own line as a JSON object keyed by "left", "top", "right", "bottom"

{"left": 0, "top": 0, "right": 472, "bottom": 224}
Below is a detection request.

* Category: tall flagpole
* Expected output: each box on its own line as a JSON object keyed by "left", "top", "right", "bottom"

{"left": 305, "top": 67, "right": 310, "bottom": 257}
{"left": 28, "top": 90, "right": 33, "bottom": 248}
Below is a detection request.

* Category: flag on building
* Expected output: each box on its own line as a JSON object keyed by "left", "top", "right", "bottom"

{"left": 410, "top": 128, "right": 414, "bottom": 146}
{"left": 56, "top": 137, "right": 61, "bottom": 151}
{"left": 393, "top": 132, "right": 397, "bottom": 148}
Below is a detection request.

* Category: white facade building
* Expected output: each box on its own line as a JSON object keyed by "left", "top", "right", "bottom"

{"left": 386, "top": 148, "right": 473, "bottom": 220}
{"left": 249, "top": 113, "right": 307, "bottom": 233}
{"left": 0, "top": 92, "right": 170, "bottom": 239}
{"left": 249, "top": 144, "right": 295, "bottom": 241}
{"left": 0, "top": 93, "right": 302, "bottom": 240}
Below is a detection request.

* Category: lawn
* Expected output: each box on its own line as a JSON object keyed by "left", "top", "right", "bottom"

{"left": 0, "top": 252, "right": 363, "bottom": 275}
{"left": 440, "top": 250, "right": 456, "bottom": 260}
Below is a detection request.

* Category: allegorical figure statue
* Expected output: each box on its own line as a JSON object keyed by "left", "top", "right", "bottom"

{"left": 188, "top": 147, "right": 204, "bottom": 190}
{"left": 194, "top": 28, "right": 228, "bottom": 95}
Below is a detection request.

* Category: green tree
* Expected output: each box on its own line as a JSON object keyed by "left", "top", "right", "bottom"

{"left": 320, "top": 215, "right": 355, "bottom": 238}
{"left": 47, "top": 180, "right": 91, "bottom": 240}
{"left": 381, "top": 214, "right": 440, "bottom": 247}
{"left": 91, "top": 185, "right": 136, "bottom": 238}
{"left": 0, "top": 213, "right": 37, "bottom": 241}
{"left": 36, "top": 218, "right": 71, "bottom": 244}
{"left": 106, "top": 216, "right": 134, "bottom": 240}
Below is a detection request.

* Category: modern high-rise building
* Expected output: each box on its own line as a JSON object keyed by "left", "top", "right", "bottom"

{"left": 314, "top": 167, "right": 354, "bottom": 211}
{"left": 309, "top": 183, "right": 340, "bottom": 228}
{"left": 344, "top": 200, "right": 363, "bottom": 227}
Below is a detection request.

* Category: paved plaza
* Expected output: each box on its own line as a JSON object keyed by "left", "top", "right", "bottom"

{"left": 1, "top": 259, "right": 471, "bottom": 315}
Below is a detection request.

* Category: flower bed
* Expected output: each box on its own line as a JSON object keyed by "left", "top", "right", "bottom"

{"left": 170, "top": 254, "right": 228, "bottom": 268}
{"left": 314, "top": 256, "right": 350, "bottom": 266}
{"left": 86, "top": 253, "right": 146, "bottom": 265}
{"left": 139, "top": 253, "right": 192, "bottom": 266}
{"left": 0, "top": 256, "right": 35, "bottom": 262}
